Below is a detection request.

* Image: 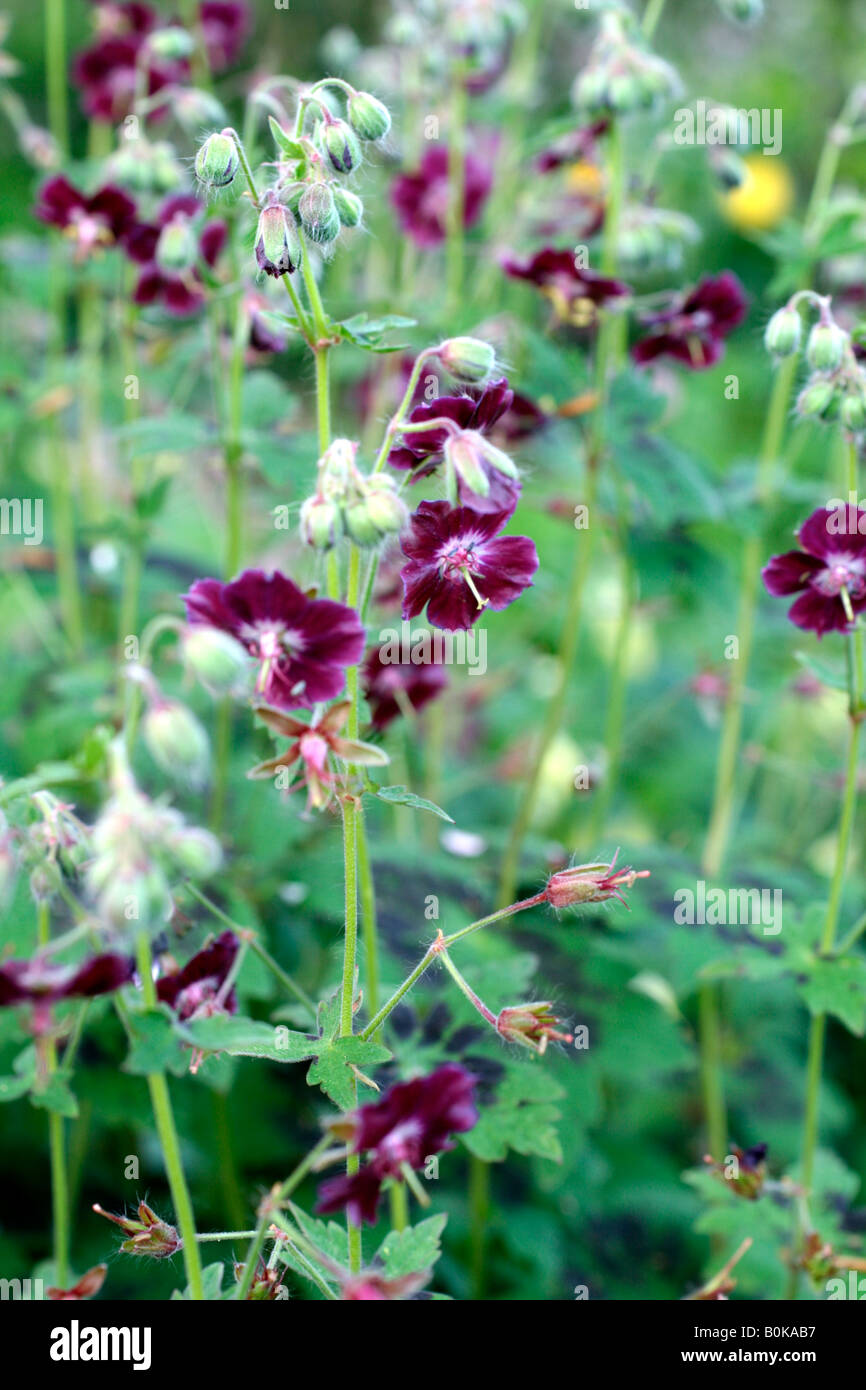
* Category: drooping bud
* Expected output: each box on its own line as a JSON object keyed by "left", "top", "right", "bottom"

{"left": 437, "top": 336, "right": 496, "bottom": 384}
{"left": 544, "top": 852, "right": 650, "bottom": 909}
{"left": 93, "top": 1202, "right": 182, "bottom": 1258}
{"left": 171, "top": 828, "right": 223, "bottom": 879}
{"left": 194, "top": 130, "right": 239, "bottom": 189}
{"left": 496, "top": 1002, "right": 573, "bottom": 1056}
{"left": 299, "top": 495, "right": 343, "bottom": 550}
{"left": 343, "top": 500, "right": 382, "bottom": 546}
{"left": 364, "top": 476, "right": 409, "bottom": 538}
{"left": 805, "top": 321, "right": 848, "bottom": 373}
{"left": 143, "top": 701, "right": 211, "bottom": 790}
{"left": 841, "top": 388, "right": 866, "bottom": 433}
{"left": 182, "top": 625, "right": 251, "bottom": 697}
{"left": 321, "top": 117, "right": 363, "bottom": 175}
{"left": 797, "top": 378, "right": 840, "bottom": 420}
{"left": 298, "top": 183, "right": 341, "bottom": 244}
{"left": 333, "top": 187, "right": 364, "bottom": 227}
{"left": 155, "top": 215, "right": 198, "bottom": 273}
{"left": 764, "top": 306, "right": 802, "bottom": 358}
{"left": 254, "top": 193, "right": 302, "bottom": 277}
{"left": 444, "top": 433, "right": 489, "bottom": 496}
{"left": 347, "top": 91, "right": 392, "bottom": 142}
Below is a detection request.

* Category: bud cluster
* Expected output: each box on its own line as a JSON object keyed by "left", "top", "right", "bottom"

{"left": 616, "top": 204, "right": 701, "bottom": 275}
{"left": 85, "top": 741, "right": 221, "bottom": 935}
{"left": 766, "top": 295, "right": 866, "bottom": 434}
{"left": 573, "top": 11, "right": 681, "bottom": 118}
{"left": 299, "top": 438, "right": 408, "bottom": 550}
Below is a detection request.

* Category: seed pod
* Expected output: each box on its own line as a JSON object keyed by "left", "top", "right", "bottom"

{"left": 298, "top": 183, "right": 341, "bottom": 244}
{"left": 347, "top": 91, "right": 392, "bottom": 142}
{"left": 194, "top": 130, "right": 238, "bottom": 189}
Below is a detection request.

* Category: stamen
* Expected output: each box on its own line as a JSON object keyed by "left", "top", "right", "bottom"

{"left": 460, "top": 567, "right": 489, "bottom": 611}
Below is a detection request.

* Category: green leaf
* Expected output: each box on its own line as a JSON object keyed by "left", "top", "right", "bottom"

{"left": 335, "top": 312, "right": 417, "bottom": 352}
{"left": 0, "top": 1073, "right": 32, "bottom": 1102}
{"left": 366, "top": 783, "right": 454, "bottom": 823}
{"left": 123, "top": 1007, "right": 188, "bottom": 1076}
{"left": 268, "top": 116, "right": 306, "bottom": 161}
{"left": 463, "top": 1068, "right": 565, "bottom": 1164}
{"left": 30, "top": 1071, "right": 78, "bottom": 1119}
{"left": 376, "top": 1213, "right": 447, "bottom": 1279}
{"left": 794, "top": 649, "right": 849, "bottom": 692}
{"left": 172, "top": 1261, "right": 227, "bottom": 1300}
{"left": 800, "top": 957, "right": 866, "bottom": 1036}
{"left": 182, "top": 1014, "right": 317, "bottom": 1063}
{"left": 306, "top": 1035, "right": 392, "bottom": 1111}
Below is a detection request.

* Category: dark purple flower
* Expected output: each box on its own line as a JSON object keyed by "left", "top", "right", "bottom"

{"left": 361, "top": 647, "right": 449, "bottom": 730}
{"left": 125, "top": 194, "right": 227, "bottom": 316}
{"left": 389, "top": 378, "right": 521, "bottom": 515}
{"left": 199, "top": 0, "right": 249, "bottom": 70}
{"left": 391, "top": 145, "right": 492, "bottom": 248}
{"left": 317, "top": 1064, "right": 478, "bottom": 1226}
{"left": 156, "top": 930, "right": 238, "bottom": 1020}
{"left": 72, "top": 4, "right": 186, "bottom": 121}
{"left": 502, "top": 246, "right": 630, "bottom": 325}
{"left": 763, "top": 505, "right": 866, "bottom": 637}
{"left": 184, "top": 568, "right": 366, "bottom": 709}
{"left": 631, "top": 270, "right": 747, "bottom": 370}
{"left": 245, "top": 292, "right": 288, "bottom": 355}
{"left": 34, "top": 175, "right": 138, "bottom": 258}
{"left": 534, "top": 121, "right": 609, "bottom": 173}
{"left": 401, "top": 501, "right": 538, "bottom": 631}
{"left": 0, "top": 953, "right": 134, "bottom": 1016}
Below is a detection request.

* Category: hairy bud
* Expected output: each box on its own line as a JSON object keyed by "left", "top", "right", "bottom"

{"left": 194, "top": 130, "right": 239, "bottom": 189}
{"left": 347, "top": 91, "right": 392, "bottom": 142}
{"left": 298, "top": 183, "right": 341, "bottom": 244}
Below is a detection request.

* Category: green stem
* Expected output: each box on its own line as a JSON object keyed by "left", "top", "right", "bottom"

{"left": 445, "top": 75, "right": 467, "bottom": 313}
{"left": 235, "top": 1134, "right": 331, "bottom": 1300}
{"left": 38, "top": 900, "right": 69, "bottom": 1287}
{"left": 135, "top": 932, "right": 204, "bottom": 1301}
{"left": 641, "top": 0, "right": 668, "bottom": 39}
{"left": 357, "top": 819, "right": 380, "bottom": 1028}
{"left": 469, "top": 1153, "right": 490, "bottom": 1299}
{"left": 45, "top": 0, "right": 69, "bottom": 155}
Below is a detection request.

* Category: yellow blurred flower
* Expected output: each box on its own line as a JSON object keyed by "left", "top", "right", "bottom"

{"left": 720, "top": 154, "right": 794, "bottom": 232}
{"left": 566, "top": 160, "right": 604, "bottom": 199}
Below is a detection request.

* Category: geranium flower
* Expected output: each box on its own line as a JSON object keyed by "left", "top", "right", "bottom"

{"left": 400, "top": 501, "right": 538, "bottom": 631}
{"left": 631, "top": 270, "right": 747, "bottom": 369}
{"left": 0, "top": 952, "right": 134, "bottom": 1032}
{"left": 248, "top": 701, "right": 389, "bottom": 810}
{"left": 245, "top": 291, "right": 288, "bottom": 355}
{"left": 199, "top": 0, "right": 249, "bottom": 70}
{"left": 34, "top": 176, "right": 138, "bottom": 260}
{"left": 124, "top": 193, "right": 227, "bottom": 316}
{"left": 762, "top": 505, "right": 866, "bottom": 636}
{"left": 72, "top": 3, "right": 185, "bottom": 121}
{"left": 389, "top": 378, "right": 522, "bottom": 515}
{"left": 391, "top": 146, "right": 492, "bottom": 248}
{"left": 184, "top": 569, "right": 366, "bottom": 709}
{"left": 156, "top": 930, "right": 239, "bottom": 1020}
{"left": 361, "top": 647, "right": 449, "bottom": 730}
{"left": 502, "top": 246, "right": 630, "bottom": 326}
{"left": 316, "top": 1064, "right": 478, "bottom": 1225}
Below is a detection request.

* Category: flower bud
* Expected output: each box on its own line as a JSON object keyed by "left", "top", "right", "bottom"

{"left": 364, "top": 477, "right": 409, "bottom": 537}
{"left": 194, "top": 130, "right": 238, "bottom": 189}
{"left": 764, "top": 307, "right": 801, "bottom": 358}
{"left": 718, "top": 0, "right": 764, "bottom": 22}
{"left": 347, "top": 91, "right": 392, "bottom": 142}
{"left": 437, "top": 336, "right": 496, "bottom": 384}
{"left": 298, "top": 183, "right": 341, "bottom": 243}
{"left": 171, "top": 828, "right": 222, "bottom": 879}
{"left": 182, "top": 625, "right": 251, "bottom": 697}
{"left": 806, "top": 321, "right": 848, "bottom": 373}
{"left": 321, "top": 118, "right": 363, "bottom": 175}
{"left": 255, "top": 195, "right": 302, "bottom": 277}
{"left": 343, "top": 500, "right": 382, "bottom": 546}
{"left": 155, "top": 215, "right": 198, "bottom": 273}
{"left": 496, "top": 1002, "right": 573, "bottom": 1055}
{"left": 445, "top": 434, "right": 489, "bottom": 496}
{"left": 299, "top": 495, "right": 343, "bottom": 549}
{"left": 841, "top": 389, "right": 866, "bottom": 433}
{"left": 544, "top": 853, "right": 649, "bottom": 909}
{"left": 797, "top": 379, "right": 840, "bottom": 420}
{"left": 333, "top": 187, "right": 364, "bottom": 227}
{"left": 145, "top": 26, "right": 195, "bottom": 60}
{"left": 93, "top": 862, "right": 173, "bottom": 932}
{"left": 143, "top": 701, "right": 210, "bottom": 790}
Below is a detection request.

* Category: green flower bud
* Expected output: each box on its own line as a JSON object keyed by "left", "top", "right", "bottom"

{"left": 445, "top": 435, "right": 489, "bottom": 496}
{"left": 255, "top": 196, "right": 302, "bottom": 277}
{"left": 321, "top": 118, "right": 363, "bottom": 175}
{"left": 438, "top": 336, "right": 496, "bottom": 384}
{"left": 145, "top": 26, "right": 196, "bottom": 60}
{"left": 333, "top": 187, "right": 364, "bottom": 227}
{"left": 364, "top": 478, "right": 408, "bottom": 536}
{"left": 572, "top": 67, "right": 608, "bottom": 115}
{"left": 182, "top": 626, "right": 251, "bottom": 697}
{"left": 797, "top": 379, "right": 840, "bottom": 420}
{"left": 299, "top": 495, "right": 343, "bottom": 549}
{"left": 608, "top": 72, "right": 643, "bottom": 114}
{"left": 194, "top": 130, "right": 239, "bottom": 189}
{"left": 806, "top": 322, "right": 848, "bottom": 373}
{"left": 347, "top": 91, "right": 392, "bottom": 142}
{"left": 764, "top": 307, "right": 802, "bottom": 359}
{"left": 343, "top": 500, "right": 382, "bottom": 547}
{"left": 718, "top": 0, "right": 764, "bottom": 22}
{"left": 143, "top": 701, "right": 210, "bottom": 790}
{"left": 96, "top": 864, "right": 173, "bottom": 933}
{"left": 298, "top": 183, "right": 341, "bottom": 244}
{"left": 171, "top": 828, "right": 222, "bottom": 879}
{"left": 841, "top": 390, "right": 866, "bottom": 433}
{"left": 156, "top": 215, "right": 198, "bottom": 273}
